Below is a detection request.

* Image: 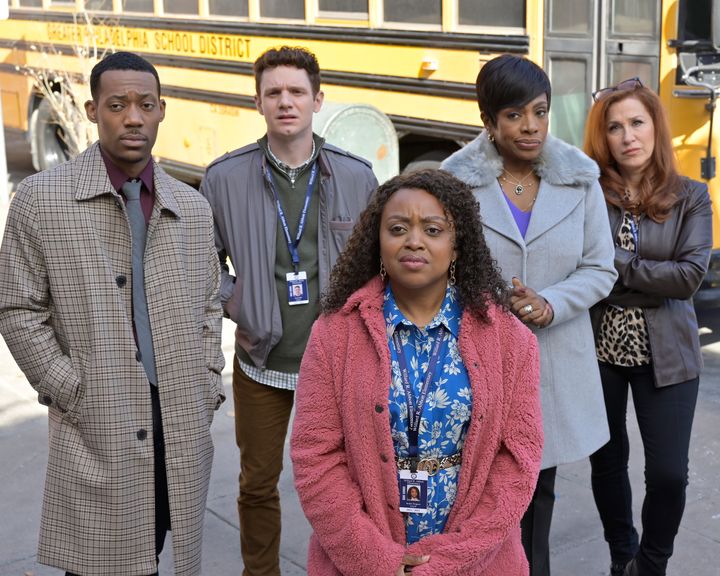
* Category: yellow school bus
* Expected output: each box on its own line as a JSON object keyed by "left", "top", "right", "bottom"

{"left": 0, "top": 0, "right": 719, "bottom": 297}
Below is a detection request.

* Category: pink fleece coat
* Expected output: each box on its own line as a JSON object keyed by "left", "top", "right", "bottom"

{"left": 290, "top": 278, "right": 543, "bottom": 576}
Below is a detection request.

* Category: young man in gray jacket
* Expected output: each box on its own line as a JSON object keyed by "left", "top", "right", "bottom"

{"left": 200, "top": 46, "right": 377, "bottom": 576}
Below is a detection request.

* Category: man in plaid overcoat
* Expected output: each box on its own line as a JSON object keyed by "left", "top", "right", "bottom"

{"left": 0, "top": 53, "right": 225, "bottom": 575}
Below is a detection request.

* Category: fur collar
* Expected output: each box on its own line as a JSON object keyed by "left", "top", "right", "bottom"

{"left": 441, "top": 131, "right": 599, "bottom": 189}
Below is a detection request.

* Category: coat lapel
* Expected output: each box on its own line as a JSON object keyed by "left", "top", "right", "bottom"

{"left": 73, "top": 143, "right": 116, "bottom": 201}
{"left": 524, "top": 182, "right": 584, "bottom": 244}
{"left": 477, "top": 186, "right": 525, "bottom": 247}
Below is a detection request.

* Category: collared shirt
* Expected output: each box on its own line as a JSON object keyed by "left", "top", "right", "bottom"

{"left": 265, "top": 138, "right": 317, "bottom": 186}
{"left": 100, "top": 147, "right": 155, "bottom": 226}
{"left": 384, "top": 284, "right": 471, "bottom": 544}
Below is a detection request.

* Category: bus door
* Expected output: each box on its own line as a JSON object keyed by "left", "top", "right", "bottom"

{"left": 543, "top": 0, "right": 660, "bottom": 146}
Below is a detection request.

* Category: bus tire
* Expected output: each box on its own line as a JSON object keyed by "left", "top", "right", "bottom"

{"left": 30, "top": 97, "right": 71, "bottom": 172}
{"left": 403, "top": 150, "right": 451, "bottom": 173}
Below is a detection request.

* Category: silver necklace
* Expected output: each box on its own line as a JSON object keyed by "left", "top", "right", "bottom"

{"left": 500, "top": 168, "right": 535, "bottom": 195}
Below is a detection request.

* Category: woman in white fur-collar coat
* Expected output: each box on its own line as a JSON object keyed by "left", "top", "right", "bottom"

{"left": 442, "top": 54, "right": 617, "bottom": 576}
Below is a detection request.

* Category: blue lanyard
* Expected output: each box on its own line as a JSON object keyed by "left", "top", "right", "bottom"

{"left": 391, "top": 325, "right": 447, "bottom": 465}
{"left": 629, "top": 213, "right": 639, "bottom": 254}
{"left": 263, "top": 162, "right": 318, "bottom": 273}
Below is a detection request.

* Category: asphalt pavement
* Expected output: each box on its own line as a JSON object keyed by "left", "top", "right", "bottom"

{"left": 0, "top": 129, "right": 718, "bottom": 575}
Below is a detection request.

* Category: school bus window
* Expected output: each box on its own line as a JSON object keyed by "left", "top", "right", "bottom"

{"left": 612, "top": 0, "right": 657, "bottom": 37}
{"left": 260, "top": 0, "right": 304, "bottom": 19}
{"left": 319, "top": 0, "right": 368, "bottom": 14}
{"left": 123, "top": 0, "right": 154, "bottom": 13}
{"left": 49, "top": 0, "right": 75, "bottom": 5}
{"left": 678, "top": 0, "right": 712, "bottom": 42}
{"left": 164, "top": 0, "right": 200, "bottom": 15}
{"left": 209, "top": 0, "right": 249, "bottom": 17}
{"left": 17, "top": 0, "right": 42, "bottom": 6}
{"left": 459, "top": 0, "right": 524, "bottom": 28}
{"left": 548, "top": 0, "right": 591, "bottom": 35}
{"left": 384, "top": 0, "right": 440, "bottom": 25}
{"left": 85, "top": 0, "right": 112, "bottom": 11}
{"left": 610, "top": 61, "right": 653, "bottom": 90}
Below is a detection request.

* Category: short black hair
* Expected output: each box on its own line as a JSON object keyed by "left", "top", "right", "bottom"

{"left": 475, "top": 54, "right": 551, "bottom": 125}
{"left": 90, "top": 51, "right": 161, "bottom": 101}
{"left": 254, "top": 46, "right": 321, "bottom": 96}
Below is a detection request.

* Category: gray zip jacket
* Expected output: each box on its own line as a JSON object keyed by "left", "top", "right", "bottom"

{"left": 200, "top": 140, "right": 377, "bottom": 368}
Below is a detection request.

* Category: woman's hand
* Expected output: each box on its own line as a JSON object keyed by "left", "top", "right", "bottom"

{"left": 510, "top": 277, "right": 554, "bottom": 328}
{"left": 395, "top": 554, "right": 430, "bottom": 575}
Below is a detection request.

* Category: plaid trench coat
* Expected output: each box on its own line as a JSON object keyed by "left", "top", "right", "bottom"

{"left": 0, "top": 143, "right": 225, "bottom": 575}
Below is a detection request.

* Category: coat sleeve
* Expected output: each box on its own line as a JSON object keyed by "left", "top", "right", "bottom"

{"left": 0, "top": 181, "right": 82, "bottom": 417}
{"left": 613, "top": 183, "right": 712, "bottom": 299}
{"left": 290, "top": 318, "right": 406, "bottom": 576}
{"left": 539, "top": 181, "right": 618, "bottom": 326}
{"left": 201, "top": 203, "right": 226, "bottom": 407}
{"left": 199, "top": 170, "right": 236, "bottom": 310}
{"left": 405, "top": 327, "right": 543, "bottom": 575}
{"left": 603, "top": 281, "right": 665, "bottom": 308}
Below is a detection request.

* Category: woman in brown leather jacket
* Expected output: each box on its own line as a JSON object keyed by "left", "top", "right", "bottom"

{"left": 584, "top": 79, "right": 712, "bottom": 576}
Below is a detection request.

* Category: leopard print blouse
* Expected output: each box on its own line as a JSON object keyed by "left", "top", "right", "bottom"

{"left": 595, "top": 211, "right": 651, "bottom": 366}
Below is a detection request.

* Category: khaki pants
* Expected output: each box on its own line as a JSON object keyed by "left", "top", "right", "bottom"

{"left": 233, "top": 356, "right": 294, "bottom": 576}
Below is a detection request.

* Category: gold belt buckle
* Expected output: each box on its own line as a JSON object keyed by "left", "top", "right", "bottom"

{"left": 419, "top": 458, "right": 440, "bottom": 476}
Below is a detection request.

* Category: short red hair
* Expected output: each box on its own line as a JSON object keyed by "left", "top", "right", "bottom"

{"left": 583, "top": 85, "right": 680, "bottom": 222}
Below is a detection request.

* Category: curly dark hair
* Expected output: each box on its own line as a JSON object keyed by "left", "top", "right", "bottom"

{"left": 322, "top": 169, "right": 509, "bottom": 320}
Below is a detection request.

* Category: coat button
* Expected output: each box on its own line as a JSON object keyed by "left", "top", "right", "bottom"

{"left": 40, "top": 394, "right": 52, "bottom": 406}
{"left": 374, "top": 404, "right": 384, "bottom": 413}
{"left": 137, "top": 429, "right": 147, "bottom": 441}
{"left": 116, "top": 275, "right": 127, "bottom": 288}
{"left": 380, "top": 454, "right": 388, "bottom": 463}
{"left": 114, "top": 198, "right": 123, "bottom": 209}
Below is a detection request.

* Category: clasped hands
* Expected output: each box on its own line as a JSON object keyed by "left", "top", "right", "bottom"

{"left": 395, "top": 553, "right": 430, "bottom": 575}
{"left": 510, "top": 277, "right": 553, "bottom": 328}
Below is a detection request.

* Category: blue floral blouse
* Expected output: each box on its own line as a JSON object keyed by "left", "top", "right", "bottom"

{"left": 384, "top": 284, "right": 472, "bottom": 544}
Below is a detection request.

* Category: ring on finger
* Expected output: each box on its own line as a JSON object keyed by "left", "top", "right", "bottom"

{"left": 522, "top": 304, "right": 533, "bottom": 314}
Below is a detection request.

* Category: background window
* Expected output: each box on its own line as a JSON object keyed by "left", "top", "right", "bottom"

{"left": 123, "top": 0, "right": 154, "bottom": 13}
{"left": 319, "top": 0, "right": 368, "bottom": 12}
{"left": 548, "top": 0, "right": 590, "bottom": 34}
{"left": 260, "top": 0, "right": 304, "bottom": 19}
{"left": 17, "top": 0, "right": 42, "bottom": 6}
{"left": 85, "top": 0, "right": 113, "bottom": 10}
{"left": 384, "top": 0, "right": 440, "bottom": 25}
{"left": 459, "top": 0, "right": 524, "bottom": 28}
{"left": 209, "top": 0, "right": 249, "bottom": 17}
{"left": 164, "top": 0, "right": 199, "bottom": 15}
{"left": 612, "top": 0, "right": 657, "bottom": 36}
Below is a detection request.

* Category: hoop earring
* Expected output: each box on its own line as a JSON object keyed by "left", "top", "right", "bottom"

{"left": 379, "top": 261, "right": 386, "bottom": 282}
{"left": 449, "top": 260, "right": 456, "bottom": 286}
{"left": 488, "top": 133, "right": 495, "bottom": 143}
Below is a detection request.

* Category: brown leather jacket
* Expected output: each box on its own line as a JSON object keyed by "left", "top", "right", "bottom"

{"left": 591, "top": 177, "right": 712, "bottom": 387}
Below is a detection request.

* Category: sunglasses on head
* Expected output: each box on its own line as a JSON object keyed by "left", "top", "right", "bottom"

{"left": 592, "top": 77, "right": 643, "bottom": 102}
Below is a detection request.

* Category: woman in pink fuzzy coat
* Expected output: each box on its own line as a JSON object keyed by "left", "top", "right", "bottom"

{"left": 290, "top": 169, "right": 543, "bottom": 575}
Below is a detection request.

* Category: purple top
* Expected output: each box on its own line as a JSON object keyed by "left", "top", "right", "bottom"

{"left": 503, "top": 193, "right": 532, "bottom": 238}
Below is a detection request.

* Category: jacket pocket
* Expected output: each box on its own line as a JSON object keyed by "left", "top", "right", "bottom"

{"left": 329, "top": 219, "right": 356, "bottom": 255}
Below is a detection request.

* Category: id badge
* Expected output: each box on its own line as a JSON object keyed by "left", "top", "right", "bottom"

{"left": 398, "top": 469, "right": 429, "bottom": 513}
{"left": 286, "top": 271, "right": 309, "bottom": 306}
